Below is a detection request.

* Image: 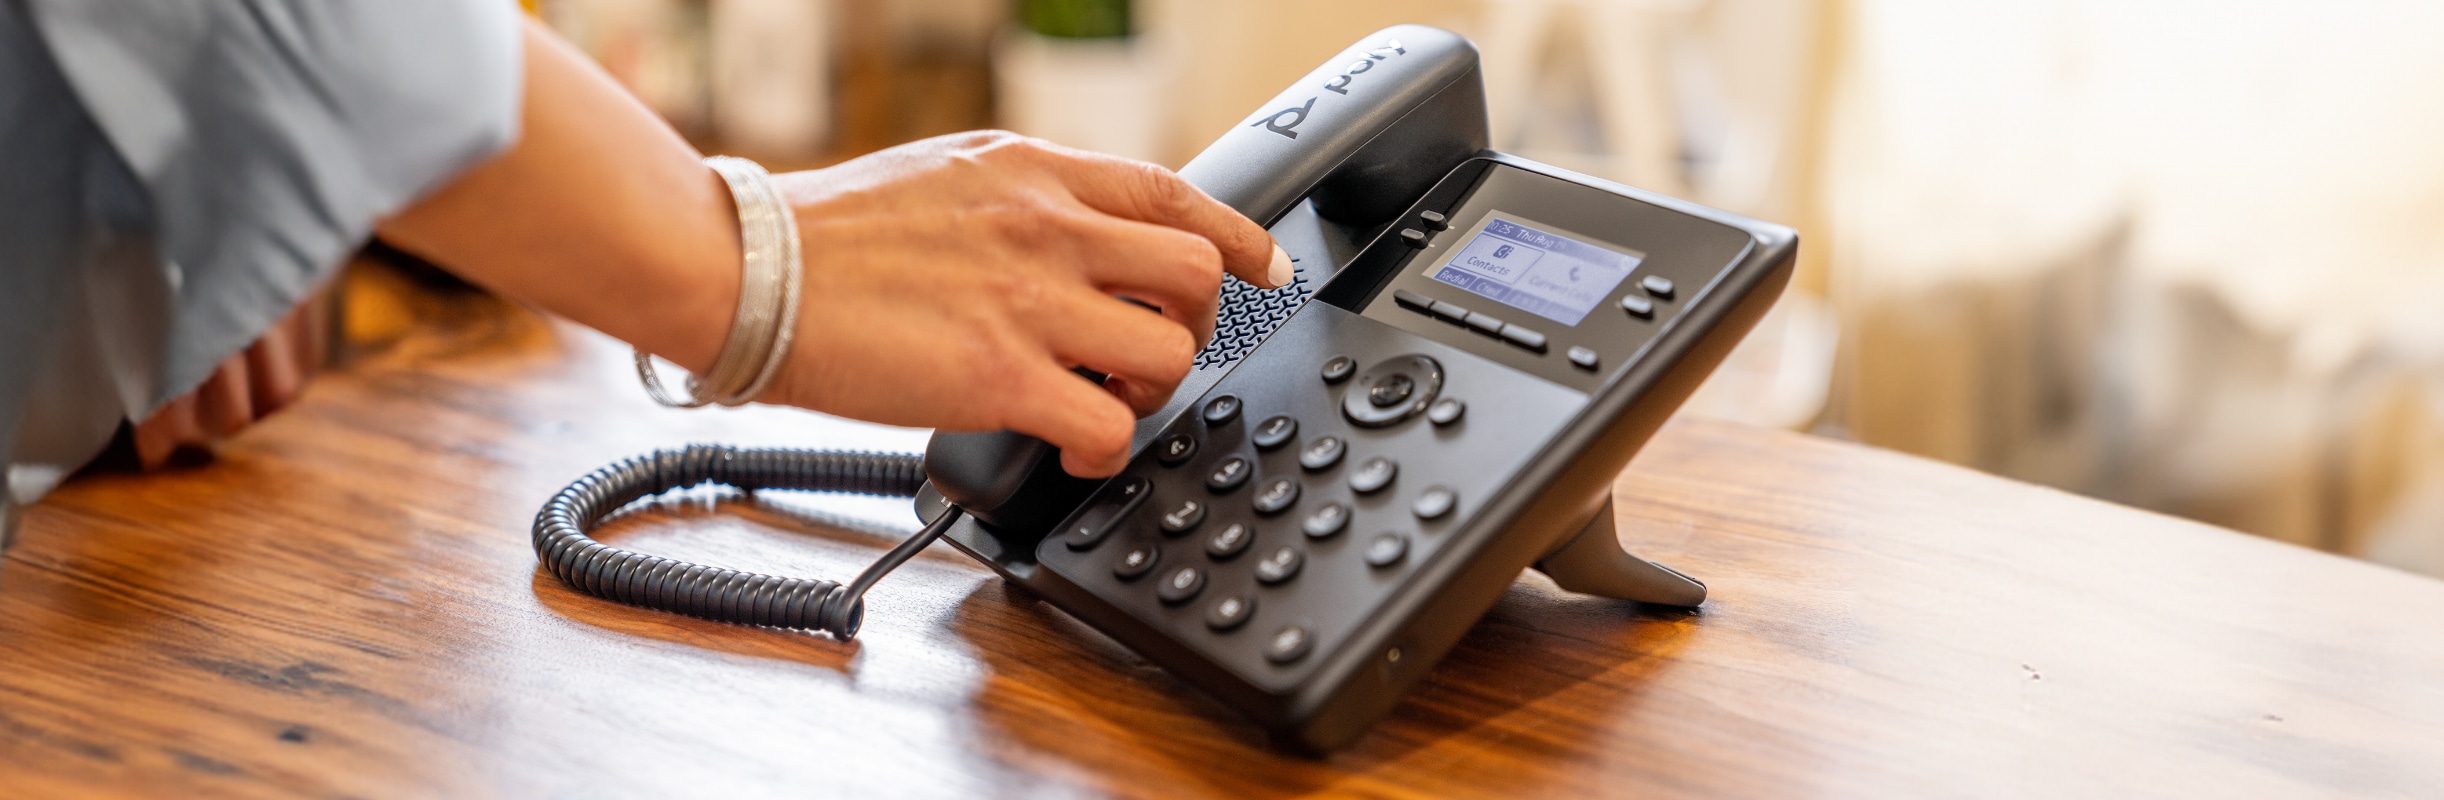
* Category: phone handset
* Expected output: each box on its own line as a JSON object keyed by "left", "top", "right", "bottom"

{"left": 926, "top": 24, "right": 1491, "bottom": 534}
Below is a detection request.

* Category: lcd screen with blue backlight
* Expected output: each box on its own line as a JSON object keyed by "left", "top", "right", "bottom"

{"left": 1429, "top": 215, "right": 1644, "bottom": 326}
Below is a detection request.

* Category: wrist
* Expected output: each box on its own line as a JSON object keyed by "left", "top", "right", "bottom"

{"left": 633, "top": 156, "right": 804, "bottom": 408}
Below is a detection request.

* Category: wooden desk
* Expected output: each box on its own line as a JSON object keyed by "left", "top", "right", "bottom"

{"left": 5, "top": 294, "right": 2441, "bottom": 798}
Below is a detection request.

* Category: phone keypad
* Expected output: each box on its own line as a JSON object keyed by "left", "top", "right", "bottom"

{"left": 1037, "top": 301, "right": 1586, "bottom": 685}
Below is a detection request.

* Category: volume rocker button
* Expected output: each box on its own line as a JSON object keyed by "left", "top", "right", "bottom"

{"left": 1062, "top": 477, "right": 1151, "bottom": 550}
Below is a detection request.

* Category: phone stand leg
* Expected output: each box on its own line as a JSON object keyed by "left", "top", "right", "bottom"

{"left": 1532, "top": 498, "right": 1707, "bottom": 607}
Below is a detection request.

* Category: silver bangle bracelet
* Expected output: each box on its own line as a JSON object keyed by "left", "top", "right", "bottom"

{"left": 634, "top": 156, "right": 805, "bottom": 408}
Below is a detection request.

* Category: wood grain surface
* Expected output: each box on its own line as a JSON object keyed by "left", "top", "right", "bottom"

{"left": 4, "top": 287, "right": 2441, "bottom": 798}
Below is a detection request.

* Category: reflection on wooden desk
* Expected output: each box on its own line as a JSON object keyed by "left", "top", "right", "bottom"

{"left": 3, "top": 291, "right": 2440, "bottom": 797}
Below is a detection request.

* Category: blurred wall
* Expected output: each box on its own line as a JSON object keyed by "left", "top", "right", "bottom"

{"left": 1821, "top": 0, "right": 2444, "bottom": 574}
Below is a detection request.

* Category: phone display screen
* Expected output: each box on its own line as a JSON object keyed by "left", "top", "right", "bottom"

{"left": 1427, "top": 215, "right": 1644, "bottom": 326}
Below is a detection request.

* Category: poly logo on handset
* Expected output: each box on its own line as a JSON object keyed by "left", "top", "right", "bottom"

{"left": 1249, "top": 39, "right": 1408, "bottom": 140}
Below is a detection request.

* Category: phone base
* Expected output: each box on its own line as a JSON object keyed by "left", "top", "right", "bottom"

{"left": 1532, "top": 498, "right": 1707, "bottom": 606}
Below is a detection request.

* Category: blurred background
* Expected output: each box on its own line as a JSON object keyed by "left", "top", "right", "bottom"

{"left": 519, "top": 0, "right": 2444, "bottom": 576}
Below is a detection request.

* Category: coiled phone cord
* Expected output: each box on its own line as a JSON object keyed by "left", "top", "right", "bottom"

{"left": 532, "top": 444, "right": 959, "bottom": 640}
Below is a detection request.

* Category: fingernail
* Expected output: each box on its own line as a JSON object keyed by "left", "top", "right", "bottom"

{"left": 1266, "top": 243, "right": 1295, "bottom": 289}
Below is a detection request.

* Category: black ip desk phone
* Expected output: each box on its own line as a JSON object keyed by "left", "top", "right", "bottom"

{"left": 535, "top": 25, "right": 1794, "bottom": 753}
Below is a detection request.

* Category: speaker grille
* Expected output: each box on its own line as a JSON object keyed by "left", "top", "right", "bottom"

{"left": 1194, "top": 263, "right": 1313, "bottom": 370}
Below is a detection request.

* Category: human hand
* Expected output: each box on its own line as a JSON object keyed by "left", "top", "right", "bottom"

{"left": 132, "top": 295, "right": 325, "bottom": 468}
{"left": 759, "top": 132, "right": 1286, "bottom": 477}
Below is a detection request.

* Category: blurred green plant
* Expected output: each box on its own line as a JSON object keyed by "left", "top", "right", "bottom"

{"left": 1018, "top": 0, "right": 1129, "bottom": 39}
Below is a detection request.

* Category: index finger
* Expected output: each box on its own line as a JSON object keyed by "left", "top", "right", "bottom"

{"left": 1040, "top": 147, "right": 1293, "bottom": 290}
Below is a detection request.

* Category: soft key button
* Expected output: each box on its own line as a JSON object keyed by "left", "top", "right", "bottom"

{"left": 1463, "top": 312, "right": 1504, "bottom": 336}
{"left": 1428, "top": 300, "right": 1472, "bottom": 324}
{"left": 1499, "top": 325, "right": 1549, "bottom": 354}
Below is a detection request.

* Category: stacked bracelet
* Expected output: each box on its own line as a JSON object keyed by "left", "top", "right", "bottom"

{"left": 635, "top": 156, "right": 805, "bottom": 408}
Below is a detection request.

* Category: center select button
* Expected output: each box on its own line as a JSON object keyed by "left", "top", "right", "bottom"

{"left": 1343, "top": 355, "right": 1443, "bottom": 428}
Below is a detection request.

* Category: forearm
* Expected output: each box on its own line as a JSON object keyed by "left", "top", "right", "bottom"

{"left": 376, "top": 18, "right": 737, "bottom": 374}
{"left": 371, "top": 17, "right": 1282, "bottom": 476}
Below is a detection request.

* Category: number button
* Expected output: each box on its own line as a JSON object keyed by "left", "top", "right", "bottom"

{"left": 1347, "top": 457, "right": 1397, "bottom": 494}
{"left": 1206, "top": 522, "right": 1254, "bottom": 559}
{"left": 1298, "top": 436, "right": 1345, "bottom": 471}
{"left": 1206, "top": 457, "right": 1252, "bottom": 493}
{"left": 1265, "top": 623, "right": 1315, "bottom": 663}
{"left": 1206, "top": 593, "right": 1257, "bottom": 631}
{"left": 1113, "top": 544, "right": 1160, "bottom": 580}
{"left": 1301, "top": 502, "right": 1349, "bottom": 539}
{"left": 1252, "top": 415, "right": 1299, "bottom": 450}
{"left": 1158, "top": 499, "right": 1206, "bottom": 536}
{"left": 1252, "top": 478, "right": 1301, "bottom": 515}
{"left": 1156, "top": 433, "right": 1197, "bottom": 466}
{"left": 1157, "top": 566, "right": 1206, "bottom": 604}
{"left": 1203, "top": 394, "right": 1242, "bottom": 425}
{"left": 1253, "top": 545, "right": 1304, "bottom": 584}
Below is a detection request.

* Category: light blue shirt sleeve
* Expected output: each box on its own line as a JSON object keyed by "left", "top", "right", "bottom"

{"left": 0, "top": 0, "right": 521, "bottom": 551}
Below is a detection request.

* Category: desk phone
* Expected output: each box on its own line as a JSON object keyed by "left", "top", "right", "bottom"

{"left": 534, "top": 25, "right": 1794, "bottom": 753}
